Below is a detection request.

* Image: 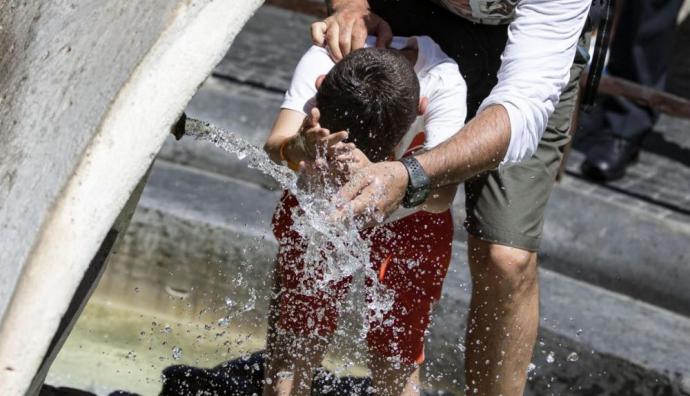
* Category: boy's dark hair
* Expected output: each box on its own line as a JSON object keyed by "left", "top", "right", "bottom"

{"left": 316, "top": 47, "right": 420, "bottom": 162}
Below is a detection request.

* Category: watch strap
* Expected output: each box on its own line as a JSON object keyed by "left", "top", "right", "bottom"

{"left": 399, "top": 156, "right": 431, "bottom": 208}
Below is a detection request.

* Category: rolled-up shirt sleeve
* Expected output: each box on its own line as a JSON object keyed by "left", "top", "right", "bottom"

{"left": 478, "top": 0, "right": 590, "bottom": 168}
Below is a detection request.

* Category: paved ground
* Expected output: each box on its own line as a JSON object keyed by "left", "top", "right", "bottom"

{"left": 570, "top": 114, "right": 690, "bottom": 223}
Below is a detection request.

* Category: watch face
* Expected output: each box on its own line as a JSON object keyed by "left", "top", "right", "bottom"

{"left": 412, "top": 191, "right": 426, "bottom": 204}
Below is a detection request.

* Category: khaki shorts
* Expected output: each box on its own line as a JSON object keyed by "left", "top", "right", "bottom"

{"left": 370, "top": 0, "right": 590, "bottom": 251}
{"left": 464, "top": 55, "right": 587, "bottom": 251}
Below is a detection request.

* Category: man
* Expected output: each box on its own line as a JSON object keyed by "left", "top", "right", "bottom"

{"left": 314, "top": 0, "right": 591, "bottom": 395}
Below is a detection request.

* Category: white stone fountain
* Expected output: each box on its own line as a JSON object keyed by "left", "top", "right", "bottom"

{"left": 0, "top": 1, "right": 262, "bottom": 394}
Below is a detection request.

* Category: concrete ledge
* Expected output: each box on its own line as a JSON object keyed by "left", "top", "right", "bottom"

{"left": 540, "top": 176, "right": 690, "bottom": 317}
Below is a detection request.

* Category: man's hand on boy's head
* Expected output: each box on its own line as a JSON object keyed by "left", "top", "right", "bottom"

{"left": 296, "top": 107, "right": 349, "bottom": 162}
{"left": 311, "top": 1, "right": 392, "bottom": 61}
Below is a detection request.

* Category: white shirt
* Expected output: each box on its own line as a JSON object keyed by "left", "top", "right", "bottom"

{"left": 472, "top": 0, "right": 591, "bottom": 167}
{"left": 426, "top": 0, "right": 590, "bottom": 166}
{"left": 281, "top": 36, "right": 467, "bottom": 158}
{"left": 287, "top": 0, "right": 590, "bottom": 168}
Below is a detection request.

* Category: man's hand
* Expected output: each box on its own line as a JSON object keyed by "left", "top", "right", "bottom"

{"left": 311, "top": 2, "right": 392, "bottom": 61}
{"left": 329, "top": 142, "right": 371, "bottom": 180}
{"left": 332, "top": 160, "right": 408, "bottom": 228}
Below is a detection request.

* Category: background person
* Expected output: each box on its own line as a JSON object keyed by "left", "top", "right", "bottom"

{"left": 578, "top": 0, "right": 684, "bottom": 181}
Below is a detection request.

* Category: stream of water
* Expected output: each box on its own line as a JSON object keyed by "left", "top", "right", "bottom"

{"left": 185, "top": 117, "right": 395, "bottom": 344}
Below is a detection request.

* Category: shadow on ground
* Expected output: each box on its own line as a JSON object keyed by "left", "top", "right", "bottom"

{"left": 42, "top": 352, "right": 449, "bottom": 396}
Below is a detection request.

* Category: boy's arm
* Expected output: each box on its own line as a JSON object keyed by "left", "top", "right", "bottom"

{"left": 265, "top": 44, "right": 346, "bottom": 167}
{"left": 382, "top": 184, "right": 457, "bottom": 223}
{"left": 422, "top": 184, "right": 457, "bottom": 213}
{"left": 264, "top": 108, "right": 308, "bottom": 165}
{"left": 264, "top": 107, "right": 348, "bottom": 167}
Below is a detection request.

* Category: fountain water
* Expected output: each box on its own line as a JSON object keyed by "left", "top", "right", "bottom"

{"left": 184, "top": 117, "right": 396, "bottom": 338}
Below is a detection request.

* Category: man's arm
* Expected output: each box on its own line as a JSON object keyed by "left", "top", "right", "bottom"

{"left": 481, "top": 0, "right": 591, "bottom": 167}
{"left": 330, "top": 0, "right": 590, "bottom": 225}
{"left": 418, "top": 105, "right": 510, "bottom": 186}
{"left": 336, "top": 105, "right": 510, "bottom": 223}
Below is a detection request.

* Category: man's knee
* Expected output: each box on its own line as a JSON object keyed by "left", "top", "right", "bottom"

{"left": 470, "top": 237, "right": 538, "bottom": 297}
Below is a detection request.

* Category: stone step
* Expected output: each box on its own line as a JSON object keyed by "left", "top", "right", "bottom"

{"left": 120, "top": 159, "right": 690, "bottom": 395}
{"left": 214, "top": 5, "right": 314, "bottom": 92}
{"left": 162, "top": 71, "right": 690, "bottom": 321}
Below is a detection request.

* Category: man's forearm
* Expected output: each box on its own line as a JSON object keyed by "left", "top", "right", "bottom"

{"left": 416, "top": 104, "right": 511, "bottom": 187}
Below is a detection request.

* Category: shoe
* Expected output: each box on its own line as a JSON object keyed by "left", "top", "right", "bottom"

{"left": 580, "top": 135, "right": 640, "bottom": 181}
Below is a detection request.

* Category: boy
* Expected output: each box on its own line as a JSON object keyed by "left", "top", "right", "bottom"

{"left": 263, "top": 36, "right": 466, "bottom": 396}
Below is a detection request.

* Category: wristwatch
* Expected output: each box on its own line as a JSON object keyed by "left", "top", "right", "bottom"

{"left": 399, "top": 156, "right": 431, "bottom": 208}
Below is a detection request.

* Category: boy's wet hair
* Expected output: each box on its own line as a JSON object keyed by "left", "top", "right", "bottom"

{"left": 316, "top": 47, "right": 420, "bottom": 162}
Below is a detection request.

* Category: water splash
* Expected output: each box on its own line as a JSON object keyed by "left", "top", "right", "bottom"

{"left": 171, "top": 346, "right": 183, "bottom": 360}
{"left": 184, "top": 118, "right": 394, "bottom": 340}
{"left": 546, "top": 351, "right": 556, "bottom": 364}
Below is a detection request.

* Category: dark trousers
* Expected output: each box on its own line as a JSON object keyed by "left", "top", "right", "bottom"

{"left": 597, "top": 0, "right": 682, "bottom": 141}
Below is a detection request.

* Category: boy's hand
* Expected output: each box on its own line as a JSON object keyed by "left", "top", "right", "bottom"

{"left": 296, "top": 107, "right": 349, "bottom": 161}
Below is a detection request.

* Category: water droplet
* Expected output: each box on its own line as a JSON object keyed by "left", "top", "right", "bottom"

{"left": 217, "top": 317, "right": 230, "bottom": 328}
{"left": 567, "top": 352, "right": 579, "bottom": 362}
{"left": 527, "top": 363, "right": 536, "bottom": 373}
{"left": 172, "top": 346, "right": 183, "bottom": 360}
{"left": 546, "top": 351, "right": 555, "bottom": 363}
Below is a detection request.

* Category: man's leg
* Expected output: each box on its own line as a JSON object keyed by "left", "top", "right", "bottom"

{"left": 464, "top": 236, "right": 539, "bottom": 395}
{"left": 462, "top": 36, "right": 587, "bottom": 395}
